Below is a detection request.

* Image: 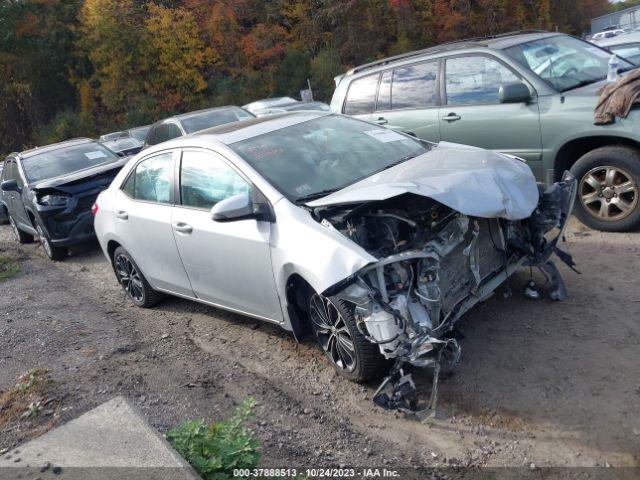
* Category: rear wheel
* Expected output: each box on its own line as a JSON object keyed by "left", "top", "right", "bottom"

{"left": 570, "top": 146, "right": 640, "bottom": 232}
{"left": 9, "top": 215, "right": 34, "bottom": 244}
{"left": 309, "top": 293, "right": 388, "bottom": 382}
{"left": 112, "top": 246, "right": 164, "bottom": 308}
{"left": 35, "top": 222, "right": 67, "bottom": 261}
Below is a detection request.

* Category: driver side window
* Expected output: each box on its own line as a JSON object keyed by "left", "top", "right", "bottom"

{"left": 179, "top": 150, "right": 250, "bottom": 210}
{"left": 445, "top": 56, "right": 520, "bottom": 105}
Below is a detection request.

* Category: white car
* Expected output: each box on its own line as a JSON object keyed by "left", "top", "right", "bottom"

{"left": 591, "top": 29, "right": 627, "bottom": 41}
{"left": 93, "top": 112, "right": 576, "bottom": 414}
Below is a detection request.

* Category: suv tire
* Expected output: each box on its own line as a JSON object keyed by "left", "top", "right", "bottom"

{"left": 112, "top": 246, "right": 164, "bottom": 308}
{"left": 309, "top": 293, "right": 389, "bottom": 382}
{"left": 9, "top": 215, "right": 34, "bottom": 244}
{"left": 570, "top": 146, "right": 640, "bottom": 232}
{"left": 36, "top": 221, "right": 68, "bottom": 261}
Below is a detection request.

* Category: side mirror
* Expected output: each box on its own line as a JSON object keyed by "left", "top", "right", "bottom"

{"left": 211, "top": 192, "right": 273, "bottom": 223}
{"left": 499, "top": 82, "right": 532, "bottom": 104}
{"left": 1, "top": 179, "right": 19, "bottom": 193}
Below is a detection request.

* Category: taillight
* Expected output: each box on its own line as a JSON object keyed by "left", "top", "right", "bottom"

{"left": 91, "top": 202, "right": 99, "bottom": 217}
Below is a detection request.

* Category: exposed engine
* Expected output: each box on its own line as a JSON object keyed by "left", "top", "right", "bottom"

{"left": 314, "top": 176, "right": 577, "bottom": 417}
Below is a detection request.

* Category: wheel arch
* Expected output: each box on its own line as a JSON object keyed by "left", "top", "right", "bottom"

{"left": 554, "top": 135, "right": 640, "bottom": 181}
{"left": 284, "top": 272, "right": 316, "bottom": 341}
{"left": 106, "top": 240, "right": 122, "bottom": 265}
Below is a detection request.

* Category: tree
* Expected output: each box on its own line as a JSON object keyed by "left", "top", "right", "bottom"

{"left": 144, "top": 3, "right": 210, "bottom": 113}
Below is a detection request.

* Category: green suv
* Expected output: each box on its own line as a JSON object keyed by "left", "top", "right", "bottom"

{"left": 330, "top": 31, "right": 640, "bottom": 231}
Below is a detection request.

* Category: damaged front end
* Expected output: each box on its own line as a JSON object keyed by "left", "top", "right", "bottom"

{"left": 317, "top": 173, "right": 577, "bottom": 418}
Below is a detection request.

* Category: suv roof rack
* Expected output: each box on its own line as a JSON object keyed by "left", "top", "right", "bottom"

{"left": 349, "top": 30, "right": 549, "bottom": 75}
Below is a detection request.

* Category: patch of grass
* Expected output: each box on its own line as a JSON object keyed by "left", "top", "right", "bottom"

{"left": 0, "top": 255, "right": 19, "bottom": 282}
{"left": 166, "top": 397, "right": 261, "bottom": 480}
{"left": 0, "top": 369, "right": 53, "bottom": 427}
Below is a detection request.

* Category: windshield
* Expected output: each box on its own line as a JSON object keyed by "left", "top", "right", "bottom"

{"left": 181, "top": 108, "right": 255, "bottom": 134}
{"left": 102, "top": 138, "right": 141, "bottom": 152}
{"left": 230, "top": 115, "right": 428, "bottom": 201}
{"left": 504, "top": 35, "right": 635, "bottom": 91}
{"left": 129, "top": 126, "right": 150, "bottom": 141}
{"left": 99, "top": 132, "right": 122, "bottom": 142}
{"left": 609, "top": 43, "right": 640, "bottom": 66}
{"left": 21, "top": 142, "right": 119, "bottom": 183}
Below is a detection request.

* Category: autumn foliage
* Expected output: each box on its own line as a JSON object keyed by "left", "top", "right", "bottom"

{"left": 0, "top": 0, "right": 611, "bottom": 154}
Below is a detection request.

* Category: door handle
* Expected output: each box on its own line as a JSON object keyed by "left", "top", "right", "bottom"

{"left": 374, "top": 117, "right": 388, "bottom": 125}
{"left": 442, "top": 113, "right": 462, "bottom": 122}
{"left": 116, "top": 210, "right": 129, "bottom": 220}
{"left": 173, "top": 222, "right": 193, "bottom": 234}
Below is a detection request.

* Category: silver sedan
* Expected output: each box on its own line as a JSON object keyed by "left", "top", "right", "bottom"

{"left": 94, "top": 112, "right": 575, "bottom": 414}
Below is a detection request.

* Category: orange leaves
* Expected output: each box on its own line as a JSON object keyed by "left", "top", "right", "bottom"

{"left": 239, "top": 24, "right": 287, "bottom": 70}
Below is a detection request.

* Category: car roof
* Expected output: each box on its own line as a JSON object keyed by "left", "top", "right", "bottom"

{"left": 596, "top": 32, "right": 640, "bottom": 47}
{"left": 243, "top": 97, "right": 299, "bottom": 110}
{"left": 154, "top": 106, "right": 249, "bottom": 127}
{"left": 192, "top": 111, "right": 329, "bottom": 145}
{"left": 14, "top": 138, "right": 96, "bottom": 160}
{"left": 345, "top": 30, "right": 559, "bottom": 76}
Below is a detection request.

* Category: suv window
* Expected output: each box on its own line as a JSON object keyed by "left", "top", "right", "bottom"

{"left": 7, "top": 160, "right": 24, "bottom": 188}
{"left": 344, "top": 74, "right": 380, "bottom": 115}
{"left": 392, "top": 61, "right": 438, "bottom": 110}
{"left": 180, "top": 150, "right": 250, "bottom": 210}
{"left": 122, "top": 152, "right": 173, "bottom": 203}
{"left": 445, "top": 56, "right": 520, "bottom": 105}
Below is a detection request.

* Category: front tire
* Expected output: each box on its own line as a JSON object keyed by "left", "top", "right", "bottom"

{"left": 309, "top": 293, "right": 388, "bottom": 382}
{"left": 9, "top": 215, "right": 34, "bottom": 244}
{"left": 35, "top": 222, "right": 67, "bottom": 261}
{"left": 112, "top": 246, "right": 164, "bottom": 308}
{"left": 570, "top": 146, "right": 640, "bottom": 232}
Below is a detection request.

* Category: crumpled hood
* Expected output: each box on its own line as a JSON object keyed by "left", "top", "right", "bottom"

{"left": 31, "top": 158, "right": 128, "bottom": 191}
{"left": 307, "top": 142, "right": 540, "bottom": 220}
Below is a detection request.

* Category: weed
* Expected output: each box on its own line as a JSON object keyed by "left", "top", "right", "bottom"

{"left": 166, "top": 397, "right": 261, "bottom": 480}
{"left": 0, "top": 369, "right": 53, "bottom": 427}
{"left": 0, "top": 255, "right": 19, "bottom": 282}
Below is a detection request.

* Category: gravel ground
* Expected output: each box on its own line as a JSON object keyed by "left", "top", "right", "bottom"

{"left": 0, "top": 219, "right": 638, "bottom": 473}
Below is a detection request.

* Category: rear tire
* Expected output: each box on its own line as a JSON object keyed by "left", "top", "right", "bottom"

{"left": 309, "top": 293, "right": 389, "bottom": 382}
{"left": 570, "top": 146, "right": 640, "bottom": 232}
{"left": 112, "top": 246, "right": 164, "bottom": 308}
{"left": 9, "top": 215, "right": 34, "bottom": 244}
{"left": 35, "top": 222, "right": 67, "bottom": 261}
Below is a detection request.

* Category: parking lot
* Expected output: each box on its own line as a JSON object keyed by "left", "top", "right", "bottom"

{"left": 0, "top": 217, "right": 638, "bottom": 470}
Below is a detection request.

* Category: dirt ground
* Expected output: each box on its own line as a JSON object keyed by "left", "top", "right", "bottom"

{"left": 0, "top": 218, "right": 638, "bottom": 473}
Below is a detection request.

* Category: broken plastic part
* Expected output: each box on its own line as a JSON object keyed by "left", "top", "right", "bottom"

{"left": 373, "top": 339, "right": 461, "bottom": 418}
{"left": 523, "top": 279, "right": 541, "bottom": 299}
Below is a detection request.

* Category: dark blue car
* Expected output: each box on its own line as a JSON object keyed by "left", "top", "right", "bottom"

{"left": 1, "top": 138, "right": 128, "bottom": 260}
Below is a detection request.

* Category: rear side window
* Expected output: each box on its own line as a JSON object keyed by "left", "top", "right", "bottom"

{"left": 122, "top": 152, "right": 173, "bottom": 204}
{"left": 392, "top": 61, "right": 438, "bottom": 110}
{"left": 165, "top": 124, "right": 182, "bottom": 141}
{"left": 445, "top": 56, "right": 520, "bottom": 105}
{"left": 145, "top": 126, "right": 160, "bottom": 146}
{"left": 179, "top": 150, "right": 250, "bottom": 210}
{"left": 343, "top": 74, "right": 379, "bottom": 115}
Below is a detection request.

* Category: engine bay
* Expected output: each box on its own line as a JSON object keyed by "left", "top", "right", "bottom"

{"left": 313, "top": 177, "right": 577, "bottom": 417}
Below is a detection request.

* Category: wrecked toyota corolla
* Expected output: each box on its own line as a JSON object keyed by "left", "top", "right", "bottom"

{"left": 94, "top": 112, "right": 576, "bottom": 416}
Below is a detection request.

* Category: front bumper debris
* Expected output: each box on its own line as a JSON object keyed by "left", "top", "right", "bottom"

{"left": 329, "top": 174, "right": 578, "bottom": 417}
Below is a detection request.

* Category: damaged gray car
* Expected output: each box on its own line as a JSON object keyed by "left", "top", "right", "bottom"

{"left": 94, "top": 112, "right": 576, "bottom": 415}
